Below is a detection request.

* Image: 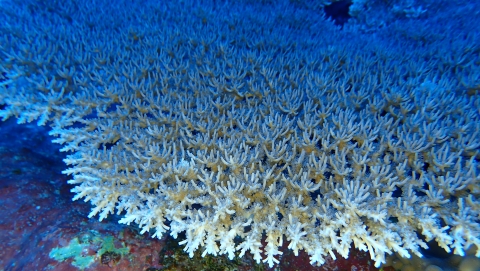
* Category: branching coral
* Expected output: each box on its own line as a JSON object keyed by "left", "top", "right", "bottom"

{"left": 1, "top": 0, "right": 479, "bottom": 268}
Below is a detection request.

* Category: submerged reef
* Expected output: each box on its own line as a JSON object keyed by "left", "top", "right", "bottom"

{"left": 0, "top": 0, "right": 479, "bottom": 269}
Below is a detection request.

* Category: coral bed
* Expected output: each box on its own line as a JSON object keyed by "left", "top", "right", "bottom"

{"left": 1, "top": 0, "right": 479, "bottom": 269}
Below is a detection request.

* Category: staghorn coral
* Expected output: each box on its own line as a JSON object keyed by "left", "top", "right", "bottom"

{"left": 1, "top": 0, "right": 479, "bottom": 268}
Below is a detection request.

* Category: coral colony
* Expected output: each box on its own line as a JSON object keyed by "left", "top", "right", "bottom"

{"left": 1, "top": 0, "right": 479, "bottom": 268}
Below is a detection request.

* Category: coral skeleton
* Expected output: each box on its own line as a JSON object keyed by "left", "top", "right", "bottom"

{"left": 1, "top": 0, "right": 479, "bottom": 268}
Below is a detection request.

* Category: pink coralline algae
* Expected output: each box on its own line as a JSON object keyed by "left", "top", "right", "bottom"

{"left": 0, "top": 0, "right": 479, "bottom": 270}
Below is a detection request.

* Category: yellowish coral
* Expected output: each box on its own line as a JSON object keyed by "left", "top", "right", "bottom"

{"left": 1, "top": 0, "right": 479, "bottom": 268}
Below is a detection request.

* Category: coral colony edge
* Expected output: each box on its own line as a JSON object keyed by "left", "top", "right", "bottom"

{"left": 0, "top": 0, "right": 479, "bottom": 269}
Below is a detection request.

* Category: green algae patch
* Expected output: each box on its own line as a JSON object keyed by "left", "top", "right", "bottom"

{"left": 49, "top": 232, "right": 129, "bottom": 270}
{"left": 97, "top": 235, "right": 129, "bottom": 257}
{"left": 49, "top": 237, "right": 95, "bottom": 269}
